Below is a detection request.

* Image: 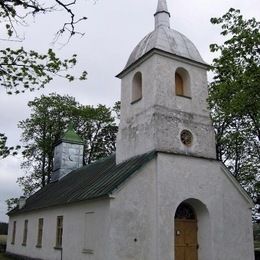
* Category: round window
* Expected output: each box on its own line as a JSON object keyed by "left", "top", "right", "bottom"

{"left": 180, "top": 129, "right": 193, "bottom": 146}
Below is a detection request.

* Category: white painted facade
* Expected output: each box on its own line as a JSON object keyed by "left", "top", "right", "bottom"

{"left": 7, "top": 200, "right": 110, "bottom": 260}
{"left": 116, "top": 53, "right": 216, "bottom": 163}
{"left": 109, "top": 154, "right": 254, "bottom": 260}
{"left": 6, "top": 0, "right": 255, "bottom": 259}
{"left": 7, "top": 154, "right": 254, "bottom": 260}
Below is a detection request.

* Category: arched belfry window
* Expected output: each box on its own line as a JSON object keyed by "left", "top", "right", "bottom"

{"left": 132, "top": 72, "right": 142, "bottom": 103}
{"left": 175, "top": 68, "right": 191, "bottom": 98}
{"left": 175, "top": 73, "right": 184, "bottom": 96}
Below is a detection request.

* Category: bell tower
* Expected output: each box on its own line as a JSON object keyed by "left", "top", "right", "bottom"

{"left": 116, "top": 0, "right": 216, "bottom": 163}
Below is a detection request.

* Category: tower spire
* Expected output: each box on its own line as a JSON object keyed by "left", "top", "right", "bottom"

{"left": 154, "top": 0, "right": 171, "bottom": 29}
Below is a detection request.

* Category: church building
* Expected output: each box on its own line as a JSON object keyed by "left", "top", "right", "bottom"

{"left": 6, "top": 0, "right": 255, "bottom": 259}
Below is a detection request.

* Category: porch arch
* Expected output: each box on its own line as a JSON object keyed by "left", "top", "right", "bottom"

{"left": 174, "top": 198, "right": 212, "bottom": 260}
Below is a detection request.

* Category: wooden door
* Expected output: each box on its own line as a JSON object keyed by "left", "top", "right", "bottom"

{"left": 175, "top": 203, "right": 198, "bottom": 260}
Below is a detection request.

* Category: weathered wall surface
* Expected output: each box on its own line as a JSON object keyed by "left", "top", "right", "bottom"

{"left": 116, "top": 54, "right": 216, "bottom": 163}
{"left": 109, "top": 153, "right": 254, "bottom": 260}
{"left": 156, "top": 153, "right": 254, "bottom": 260}
{"left": 108, "top": 159, "right": 158, "bottom": 260}
{"left": 6, "top": 153, "right": 254, "bottom": 260}
{"left": 52, "top": 142, "right": 84, "bottom": 181}
{"left": 7, "top": 199, "right": 110, "bottom": 260}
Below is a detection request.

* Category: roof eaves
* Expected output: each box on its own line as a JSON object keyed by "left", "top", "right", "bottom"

{"left": 116, "top": 48, "right": 209, "bottom": 78}
{"left": 8, "top": 194, "right": 112, "bottom": 217}
{"left": 107, "top": 151, "right": 157, "bottom": 196}
{"left": 219, "top": 162, "right": 254, "bottom": 207}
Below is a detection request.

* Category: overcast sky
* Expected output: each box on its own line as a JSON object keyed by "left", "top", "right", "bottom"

{"left": 0, "top": 0, "right": 259, "bottom": 222}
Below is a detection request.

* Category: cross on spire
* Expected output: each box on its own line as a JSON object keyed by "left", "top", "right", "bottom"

{"left": 154, "top": 0, "right": 171, "bottom": 29}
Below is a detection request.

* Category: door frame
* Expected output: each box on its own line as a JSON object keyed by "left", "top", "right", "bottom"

{"left": 174, "top": 203, "right": 198, "bottom": 260}
{"left": 174, "top": 199, "right": 212, "bottom": 260}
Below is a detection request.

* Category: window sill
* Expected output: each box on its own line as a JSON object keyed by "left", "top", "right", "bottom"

{"left": 82, "top": 249, "right": 94, "bottom": 254}
{"left": 176, "top": 95, "right": 191, "bottom": 99}
{"left": 131, "top": 97, "right": 142, "bottom": 105}
{"left": 54, "top": 246, "right": 62, "bottom": 250}
{"left": 36, "top": 244, "right": 42, "bottom": 248}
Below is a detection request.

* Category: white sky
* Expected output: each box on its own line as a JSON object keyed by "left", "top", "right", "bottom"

{"left": 0, "top": 0, "right": 259, "bottom": 222}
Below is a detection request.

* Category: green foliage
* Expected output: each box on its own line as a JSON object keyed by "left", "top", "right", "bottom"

{"left": 254, "top": 223, "right": 260, "bottom": 241}
{"left": 5, "top": 198, "right": 19, "bottom": 212}
{"left": 0, "top": 1, "right": 88, "bottom": 95}
{"left": 0, "top": 0, "right": 88, "bottom": 158}
{"left": 0, "top": 1, "right": 88, "bottom": 94}
{"left": 209, "top": 8, "right": 260, "bottom": 220}
{"left": 17, "top": 93, "right": 118, "bottom": 196}
{"left": 0, "top": 134, "right": 8, "bottom": 158}
{"left": 209, "top": 8, "right": 260, "bottom": 138}
{"left": 0, "top": 222, "right": 8, "bottom": 235}
{"left": 0, "top": 48, "right": 87, "bottom": 95}
{"left": 0, "top": 133, "right": 20, "bottom": 158}
{"left": 113, "top": 101, "right": 121, "bottom": 120}
{"left": 0, "top": 0, "right": 87, "bottom": 40}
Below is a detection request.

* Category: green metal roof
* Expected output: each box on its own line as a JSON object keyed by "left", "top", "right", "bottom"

{"left": 8, "top": 151, "right": 156, "bottom": 216}
{"left": 61, "top": 123, "right": 84, "bottom": 144}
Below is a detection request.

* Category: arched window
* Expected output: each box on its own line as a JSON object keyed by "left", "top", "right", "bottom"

{"left": 175, "top": 203, "right": 196, "bottom": 220}
{"left": 175, "top": 68, "right": 191, "bottom": 98}
{"left": 132, "top": 72, "right": 142, "bottom": 103}
{"left": 175, "top": 73, "right": 184, "bottom": 96}
{"left": 175, "top": 202, "right": 198, "bottom": 260}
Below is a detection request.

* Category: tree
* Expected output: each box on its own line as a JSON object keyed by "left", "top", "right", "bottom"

{"left": 0, "top": 0, "right": 87, "bottom": 40}
{"left": 209, "top": 8, "right": 260, "bottom": 220}
{"left": 0, "top": 133, "right": 8, "bottom": 157}
{"left": 16, "top": 93, "right": 118, "bottom": 196}
{"left": 0, "top": 222, "right": 8, "bottom": 235}
{"left": 0, "top": 48, "right": 87, "bottom": 95}
{"left": 0, "top": 133, "right": 21, "bottom": 157}
{"left": 0, "top": 0, "right": 88, "bottom": 157}
{"left": 0, "top": 0, "right": 88, "bottom": 95}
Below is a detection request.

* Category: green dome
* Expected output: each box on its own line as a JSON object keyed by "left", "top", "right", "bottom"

{"left": 61, "top": 123, "right": 84, "bottom": 144}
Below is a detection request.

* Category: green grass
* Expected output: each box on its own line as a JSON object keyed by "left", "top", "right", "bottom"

{"left": 0, "top": 253, "right": 13, "bottom": 260}
{"left": 255, "top": 241, "right": 260, "bottom": 252}
{"left": 0, "top": 236, "right": 6, "bottom": 245}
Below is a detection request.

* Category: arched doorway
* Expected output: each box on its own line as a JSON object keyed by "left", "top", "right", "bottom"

{"left": 175, "top": 203, "right": 198, "bottom": 260}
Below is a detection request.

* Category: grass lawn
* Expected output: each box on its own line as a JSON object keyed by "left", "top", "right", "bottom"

{"left": 0, "top": 253, "right": 14, "bottom": 260}
{"left": 0, "top": 236, "right": 7, "bottom": 245}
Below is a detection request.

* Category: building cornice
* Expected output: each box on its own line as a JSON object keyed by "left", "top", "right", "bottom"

{"left": 116, "top": 48, "right": 209, "bottom": 79}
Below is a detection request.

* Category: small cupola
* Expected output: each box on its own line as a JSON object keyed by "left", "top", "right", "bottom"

{"left": 51, "top": 124, "right": 84, "bottom": 182}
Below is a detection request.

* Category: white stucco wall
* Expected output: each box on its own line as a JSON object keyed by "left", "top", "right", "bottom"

{"left": 7, "top": 199, "right": 110, "bottom": 260}
{"left": 156, "top": 153, "right": 254, "bottom": 260}
{"left": 116, "top": 53, "right": 216, "bottom": 163}
{"left": 7, "top": 153, "right": 254, "bottom": 260}
{"left": 109, "top": 153, "right": 254, "bottom": 260}
{"left": 108, "top": 159, "right": 157, "bottom": 260}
